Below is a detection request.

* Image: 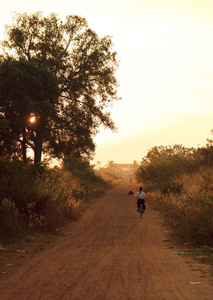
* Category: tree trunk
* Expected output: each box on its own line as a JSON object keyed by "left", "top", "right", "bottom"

{"left": 34, "top": 130, "right": 42, "bottom": 163}
{"left": 22, "top": 127, "right": 27, "bottom": 163}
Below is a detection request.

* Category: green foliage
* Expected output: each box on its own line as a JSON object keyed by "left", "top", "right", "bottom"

{"left": 0, "top": 159, "right": 109, "bottom": 242}
{"left": 1, "top": 12, "right": 120, "bottom": 162}
{"left": 0, "top": 198, "right": 20, "bottom": 239}
{"left": 136, "top": 138, "right": 213, "bottom": 246}
{"left": 136, "top": 144, "right": 198, "bottom": 193}
{"left": 0, "top": 160, "right": 53, "bottom": 232}
{"left": 0, "top": 119, "right": 10, "bottom": 134}
{"left": 195, "top": 144, "right": 213, "bottom": 167}
{"left": 64, "top": 156, "right": 109, "bottom": 202}
{"left": 0, "top": 159, "right": 57, "bottom": 239}
{"left": 155, "top": 170, "right": 213, "bottom": 246}
{"left": 0, "top": 60, "right": 59, "bottom": 162}
{"left": 161, "top": 181, "right": 183, "bottom": 196}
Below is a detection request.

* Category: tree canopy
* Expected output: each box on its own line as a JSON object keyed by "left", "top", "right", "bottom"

{"left": 0, "top": 60, "right": 59, "bottom": 162}
{"left": 0, "top": 12, "right": 119, "bottom": 162}
{"left": 135, "top": 144, "right": 198, "bottom": 192}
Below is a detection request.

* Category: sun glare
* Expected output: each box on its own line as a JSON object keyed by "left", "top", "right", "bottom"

{"left": 29, "top": 116, "right": 36, "bottom": 123}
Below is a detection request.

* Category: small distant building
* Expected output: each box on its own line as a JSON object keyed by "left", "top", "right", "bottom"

{"left": 97, "top": 161, "right": 139, "bottom": 182}
{"left": 113, "top": 164, "right": 135, "bottom": 181}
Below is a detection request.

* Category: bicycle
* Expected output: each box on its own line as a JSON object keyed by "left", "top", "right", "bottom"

{"left": 138, "top": 203, "right": 144, "bottom": 218}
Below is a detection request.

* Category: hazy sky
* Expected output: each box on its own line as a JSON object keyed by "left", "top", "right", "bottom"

{"left": 0, "top": 0, "right": 213, "bottom": 166}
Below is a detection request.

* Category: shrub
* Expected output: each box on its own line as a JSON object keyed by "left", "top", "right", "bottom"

{"left": 156, "top": 170, "right": 213, "bottom": 246}
{"left": 0, "top": 158, "right": 109, "bottom": 242}
{"left": 63, "top": 156, "right": 109, "bottom": 201}
{"left": 136, "top": 145, "right": 199, "bottom": 192}
{"left": 0, "top": 198, "right": 20, "bottom": 240}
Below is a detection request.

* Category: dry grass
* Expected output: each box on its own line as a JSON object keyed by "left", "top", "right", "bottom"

{"left": 153, "top": 169, "right": 213, "bottom": 247}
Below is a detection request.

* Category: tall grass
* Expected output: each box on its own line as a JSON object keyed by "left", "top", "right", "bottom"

{"left": 0, "top": 159, "right": 109, "bottom": 243}
{"left": 154, "top": 169, "right": 213, "bottom": 246}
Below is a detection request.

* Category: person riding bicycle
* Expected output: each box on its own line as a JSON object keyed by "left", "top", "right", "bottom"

{"left": 135, "top": 187, "right": 146, "bottom": 212}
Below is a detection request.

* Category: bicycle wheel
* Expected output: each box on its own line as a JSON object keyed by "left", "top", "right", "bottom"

{"left": 139, "top": 205, "right": 144, "bottom": 218}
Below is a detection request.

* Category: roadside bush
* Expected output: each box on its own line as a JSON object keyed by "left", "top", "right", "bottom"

{"left": 155, "top": 170, "right": 213, "bottom": 246}
{"left": 136, "top": 145, "right": 198, "bottom": 193}
{"left": 0, "top": 158, "right": 109, "bottom": 242}
{"left": 35, "top": 169, "right": 78, "bottom": 232}
{"left": 136, "top": 140, "right": 213, "bottom": 246}
{"left": 0, "top": 198, "right": 20, "bottom": 240}
{"left": 63, "top": 155, "right": 110, "bottom": 202}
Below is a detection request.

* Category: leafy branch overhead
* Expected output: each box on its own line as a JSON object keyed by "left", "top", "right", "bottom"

{"left": 0, "top": 12, "right": 120, "bottom": 162}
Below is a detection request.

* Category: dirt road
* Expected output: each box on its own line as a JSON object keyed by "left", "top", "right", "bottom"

{"left": 1, "top": 185, "right": 213, "bottom": 300}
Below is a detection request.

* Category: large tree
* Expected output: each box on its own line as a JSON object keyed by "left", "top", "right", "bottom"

{"left": 1, "top": 12, "right": 119, "bottom": 162}
{"left": 0, "top": 60, "right": 59, "bottom": 162}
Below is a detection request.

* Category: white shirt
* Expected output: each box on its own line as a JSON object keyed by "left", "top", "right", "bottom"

{"left": 135, "top": 191, "right": 146, "bottom": 199}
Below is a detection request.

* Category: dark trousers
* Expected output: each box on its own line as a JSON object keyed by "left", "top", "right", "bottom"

{"left": 137, "top": 199, "right": 146, "bottom": 210}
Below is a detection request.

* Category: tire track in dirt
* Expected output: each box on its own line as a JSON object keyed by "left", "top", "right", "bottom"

{"left": 0, "top": 185, "right": 213, "bottom": 299}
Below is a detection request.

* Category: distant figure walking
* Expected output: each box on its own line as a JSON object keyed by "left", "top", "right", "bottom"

{"left": 135, "top": 187, "right": 146, "bottom": 212}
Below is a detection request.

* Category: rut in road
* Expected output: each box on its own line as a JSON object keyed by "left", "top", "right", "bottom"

{"left": 0, "top": 185, "right": 213, "bottom": 300}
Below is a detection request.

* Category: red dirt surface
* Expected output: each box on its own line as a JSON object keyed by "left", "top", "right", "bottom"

{"left": 0, "top": 185, "right": 213, "bottom": 299}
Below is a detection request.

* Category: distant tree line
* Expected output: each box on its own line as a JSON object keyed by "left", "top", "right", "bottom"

{"left": 136, "top": 133, "right": 213, "bottom": 195}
